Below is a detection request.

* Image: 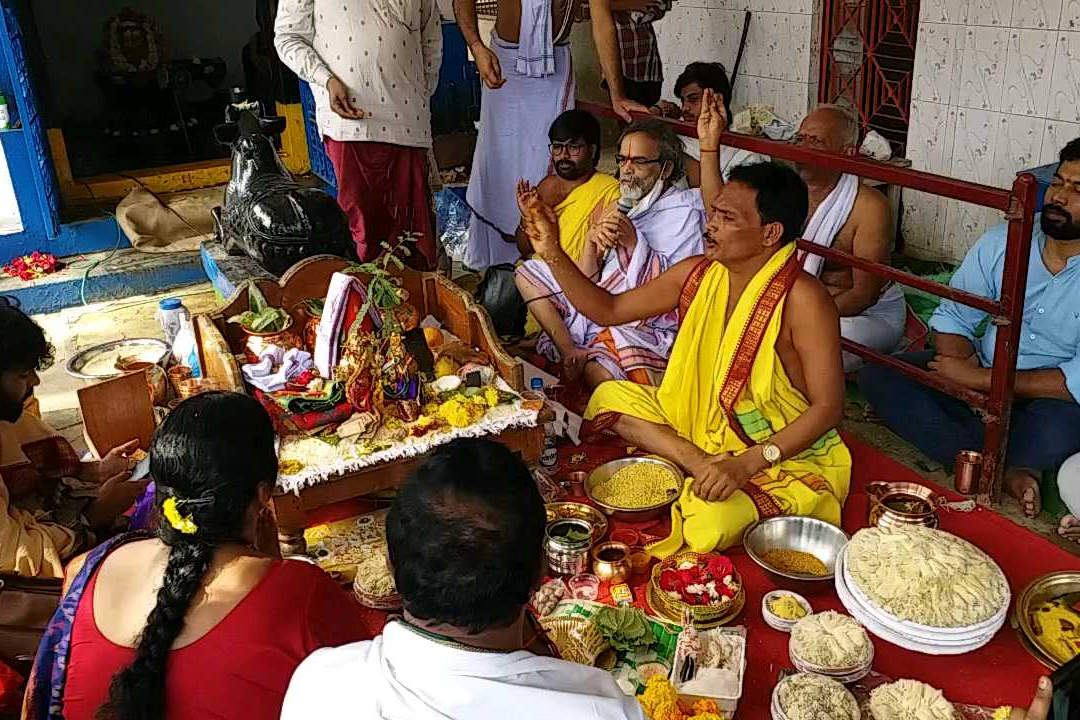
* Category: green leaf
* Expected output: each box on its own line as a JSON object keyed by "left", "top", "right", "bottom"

{"left": 248, "top": 283, "right": 268, "bottom": 314}
{"left": 250, "top": 310, "right": 276, "bottom": 332}
{"left": 390, "top": 256, "right": 404, "bottom": 270}
{"left": 301, "top": 298, "right": 325, "bottom": 317}
{"left": 227, "top": 310, "right": 257, "bottom": 328}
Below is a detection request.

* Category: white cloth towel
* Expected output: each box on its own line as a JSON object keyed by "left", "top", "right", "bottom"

{"left": 314, "top": 272, "right": 381, "bottom": 377}
{"left": 242, "top": 347, "right": 313, "bottom": 392}
{"left": 516, "top": 0, "right": 555, "bottom": 78}
{"left": 800, "top": 173, "right": 859, "bottom": 277}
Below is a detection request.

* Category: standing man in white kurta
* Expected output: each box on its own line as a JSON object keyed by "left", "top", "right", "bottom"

{"left": 275, "top": 0, "right": 443, "bottom": 268}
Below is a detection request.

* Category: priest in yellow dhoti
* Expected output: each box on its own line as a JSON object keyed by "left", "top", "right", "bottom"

{"left": 518, "top": 89, "right": 851, "bottom": 556}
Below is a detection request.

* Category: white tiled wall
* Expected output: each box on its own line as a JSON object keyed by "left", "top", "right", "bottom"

{"left": 906, "top": 0, "right": 1080, "bottom": 261}
{"left": 652, "top": 0, "right": 818, "bottom": 124}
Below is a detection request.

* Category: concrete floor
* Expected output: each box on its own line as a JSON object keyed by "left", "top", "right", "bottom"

{"left": 28, "top": 280, "right": 1078, "bottom": 556}
{"left": 30, "top": 282, "right": 219, "bottom": 455}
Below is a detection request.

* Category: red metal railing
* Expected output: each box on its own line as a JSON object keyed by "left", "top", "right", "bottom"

{"left": 578, "top": 99, "right": 1040, "bottom": 504}
{"left": 818, "top": 0, "right": 920, "bottom": 154}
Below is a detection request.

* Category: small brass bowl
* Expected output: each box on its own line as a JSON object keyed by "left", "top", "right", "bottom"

{"left": 866, "top": 481, "right": 940, "bottom": 529}
{"left": 1014, "top": 571, "right": 1080, "bottom": 669}
{"left": 591, "top": 541, "right": 631, "bottom": 585}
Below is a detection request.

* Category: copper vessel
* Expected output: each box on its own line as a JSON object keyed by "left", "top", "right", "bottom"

{"left": 240, "top": 317, "right": 303, "bottom": 364}
{"left": 954, "top": 450, "right": 983, "bottom": 495}
{"left": 866, "top": 481, "right": 940, "bottom": 529}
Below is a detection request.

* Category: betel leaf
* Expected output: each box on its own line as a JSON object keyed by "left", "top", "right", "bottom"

{"left": 227, "top": 310, "right": 257, "bottom": 326}
{"left": 563, "top": 527, "right": 592, "bottom": 542}
{"left": 593, "top": 606, "right": 656, "bottom": 654}
{"left": 300, "top": 298, "right": 325, "bottom": 317}
{"left": 248, "top": 283, "right": 269, "bottom": 314}
{"left": 250, "top": 308, "right": 283, "bottom": 332}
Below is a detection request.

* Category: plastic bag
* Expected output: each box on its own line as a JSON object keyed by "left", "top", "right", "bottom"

{"left": 435, "top": 188, "right": 471, "bottom": 262}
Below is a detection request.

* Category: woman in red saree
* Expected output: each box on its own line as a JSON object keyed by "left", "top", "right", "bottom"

{"left": 24, "top": 393, "right": 368, "bottom": 720}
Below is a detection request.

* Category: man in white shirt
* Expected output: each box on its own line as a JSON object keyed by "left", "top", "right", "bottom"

{"left": 650, "top": 62, "right": 766, "bottom": 188}
{"left": 281, "top": 438, "right": 644, "bottom": 720}
{"left": 274, "top": 0, "right": 443, "bottom": 268}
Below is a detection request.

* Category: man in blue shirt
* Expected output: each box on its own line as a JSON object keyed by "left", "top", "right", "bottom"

{"left": 859, "top": 139, "right": 1080, "bottom": 529}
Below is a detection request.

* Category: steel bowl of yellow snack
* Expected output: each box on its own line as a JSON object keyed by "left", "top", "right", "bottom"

{"left": 744, "top": 516, "right": 849, "bottom": 583}
{"left": 585, "top": 457, "right": 683, "bottom": 522}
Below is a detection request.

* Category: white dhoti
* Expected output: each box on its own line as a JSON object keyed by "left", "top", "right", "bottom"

{"left": 840, "top": 282, "right": 907, "bottom": 372}
{"left": 799, "top": 173, "right": 906, "bottom": 371}
{"left": 1059, "top": 453, "right": 1080, "bottom": 519}
{"left": 516, "top": 187, "right": 705, "bottom": 383}
{"left": 463, "top": 34, "right": 575, "bottom": 271}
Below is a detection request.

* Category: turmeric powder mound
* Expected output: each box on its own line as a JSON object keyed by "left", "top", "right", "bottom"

{"left": 768, "top": 593, "right": 808, "bottom": 620}
{"left": 761, "top": 548, "right": 828, "bottom": 576}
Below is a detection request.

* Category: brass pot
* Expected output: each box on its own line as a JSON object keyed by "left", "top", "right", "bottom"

{"left": 240, "top": 317, "right": 303, "bottom": 364}
{"left": 115, "top": 358, "right": 167, "bottom": 405}
{"left": 867, "top": 481, "right": 940, "bottom": 529}
{"left": 591, "top": 541, "right": 631, "bottom": 585}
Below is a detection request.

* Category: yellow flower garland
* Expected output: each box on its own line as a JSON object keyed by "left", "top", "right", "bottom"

{"left": 163, "top": 497, "right": 199, "bottom": 535}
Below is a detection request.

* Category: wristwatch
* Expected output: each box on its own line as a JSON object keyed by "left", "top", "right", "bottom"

{"left": 760, "top": 441, "right": 783, "bottom": 466}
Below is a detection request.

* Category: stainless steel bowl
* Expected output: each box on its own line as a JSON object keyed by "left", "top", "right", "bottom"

{"left": 743, "top": 516, "right": 849, "bottom": 582}
{"left": 585, "top": 456, "right": 683, "bottom": 522}
{"left": 66, "top": 338, "right": 171, "bottom": 381}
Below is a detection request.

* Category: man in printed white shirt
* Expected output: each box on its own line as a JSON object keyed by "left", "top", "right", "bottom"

{"left": 275, "top": 0, "right": 442, "bottom": 268}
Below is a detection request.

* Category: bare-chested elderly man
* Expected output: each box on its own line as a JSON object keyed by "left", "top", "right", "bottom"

{"left": 793, "top": 105, "right": 906, "bottom": 372}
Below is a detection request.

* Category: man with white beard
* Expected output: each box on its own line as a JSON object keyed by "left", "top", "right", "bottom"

{"left": 515, "top": 119, "right": 706, "bottom": 389}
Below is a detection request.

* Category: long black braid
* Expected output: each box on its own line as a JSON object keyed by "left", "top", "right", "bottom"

{"left": 97, "top": 542, "right": 214, "bottom": 720}
{"left": 96, "top": 392, "right": 277, "bottom": 720}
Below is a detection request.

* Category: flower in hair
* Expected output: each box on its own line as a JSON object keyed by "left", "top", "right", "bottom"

{"left": 163, "top": 496, "right": 199, "bottom": 535}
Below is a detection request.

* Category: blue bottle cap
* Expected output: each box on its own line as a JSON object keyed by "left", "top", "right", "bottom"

{"left": 159, "top": 298, "right": 182, "bottom": 310}
{"left": 530, "top": 378, "right": 544, "bottom": 391}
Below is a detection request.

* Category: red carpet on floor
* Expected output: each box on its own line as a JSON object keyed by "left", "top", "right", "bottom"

{"left": 343, "top": 431, "right": 1077, "bottom": 714}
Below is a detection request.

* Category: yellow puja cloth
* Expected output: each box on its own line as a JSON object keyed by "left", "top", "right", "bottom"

{"left": 0, "top": 412, "right": 79, "bottom": 577}
{"left": 525, "top": 173, "right": 621, "bottom": 336}
{"left": 553, "top": 172, "right": 620, "bottom": 262}
{"left": 584, "top": 244, "right": 851, "bottom": 555}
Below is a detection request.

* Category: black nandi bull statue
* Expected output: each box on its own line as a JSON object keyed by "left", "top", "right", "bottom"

{"left": 213, "top": 102, "right": 353, "bottom": 275}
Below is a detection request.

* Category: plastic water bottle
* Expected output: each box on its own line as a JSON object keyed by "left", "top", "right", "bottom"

{"left": 156, "top": 297, "right": 190, "bottom": 346}
{"left": 170, "top": 315, "right": 202, "bottom": 377}
{"left": 535, "top": 378, "right": 558, "bottom": 467}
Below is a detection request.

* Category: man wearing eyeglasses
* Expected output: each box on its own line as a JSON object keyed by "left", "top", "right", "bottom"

{"left": 793, "top": 105, "right": 905, "bottom": 373}
{"left": 515, "top": 110, "right": 621, "bottom": 263}
{"left": 516, "top": 118, "right": 706, "bottom": 388}
{"left": 516, "top": 90, "right": 851, "bottom": 554}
